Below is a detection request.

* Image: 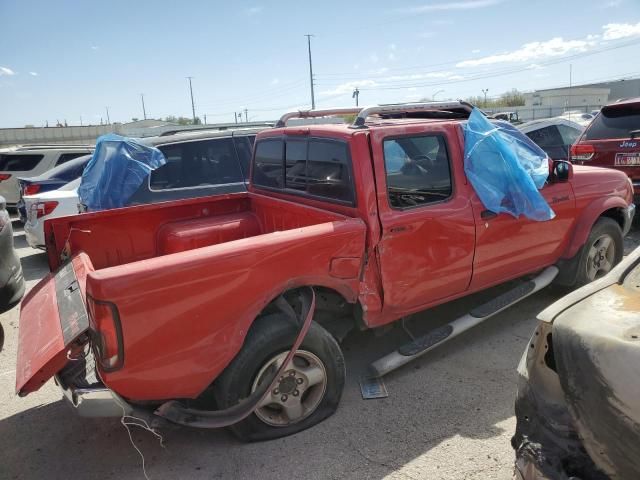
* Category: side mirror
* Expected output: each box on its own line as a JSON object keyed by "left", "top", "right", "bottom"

{"left": 553, "top": 160, "right": 572, "bottom": 182}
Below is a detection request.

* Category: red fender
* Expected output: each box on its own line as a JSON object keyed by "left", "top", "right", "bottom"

{"left": 562, "top": 196, "right": 628, "bottom": 259}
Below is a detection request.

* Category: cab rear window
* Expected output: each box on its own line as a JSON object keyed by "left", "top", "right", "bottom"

{"left": 584, "top": 107, "right": 640, "bottom": 140}
{"left": 253, "top": 138, "right": 355, "bottom": 205}
{"left": 0, "top": 154, "right": 44, "bottom": 171}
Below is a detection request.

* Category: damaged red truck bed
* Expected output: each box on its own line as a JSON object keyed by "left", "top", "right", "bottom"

{"left": 16, "top": 102, "right": 635, "bottom": 442}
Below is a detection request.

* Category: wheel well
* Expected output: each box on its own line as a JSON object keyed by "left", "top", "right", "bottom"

{"left": 600, "top": 207, "right": 625, "bottom": 231}
{"left": 257, "top": 286, "right": 360, "bottom": 342}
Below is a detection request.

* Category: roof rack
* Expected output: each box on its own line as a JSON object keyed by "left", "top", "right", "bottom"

{"left": 276, "top": 101, "right": 475, "bottom": 128}
{"left": 14, "top": 144, "right": 93, "bottom": 151}
{"left": 159, "top": 123, "right": 274, "bottom": 137}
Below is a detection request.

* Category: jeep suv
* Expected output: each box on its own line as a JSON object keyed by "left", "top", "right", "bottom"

{"left": 570, "top": 97, "right": 640, "bottom": 200}
{"left": 0, "top": 145, "right": 93, "bottom": 208}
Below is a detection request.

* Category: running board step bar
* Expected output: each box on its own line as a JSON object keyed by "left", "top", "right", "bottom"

{"left": 367, "top": 266, "right": 559, "bottom": 379}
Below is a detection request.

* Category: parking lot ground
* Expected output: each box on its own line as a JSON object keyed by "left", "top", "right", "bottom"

{"left": 2, "top": 217, "right": 639, "bottom": 480}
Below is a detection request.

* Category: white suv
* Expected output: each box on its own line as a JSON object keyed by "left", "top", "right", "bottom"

{"left": 0, "top": 145, "right": 93, "bottom": 207}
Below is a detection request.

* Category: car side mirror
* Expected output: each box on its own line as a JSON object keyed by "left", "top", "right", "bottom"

{"left": 553, "top": 160, "right": 571, "bottom": 182}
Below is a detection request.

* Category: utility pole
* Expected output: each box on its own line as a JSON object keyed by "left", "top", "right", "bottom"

{"left": 80, "top": 115, "right": 83, "bottom": 126}
{"left": 568, "top": 64, "right": 573, "bottom": 111}
{"left": 481, "top": 89, "right": 489, "bottom": 108}
{"left": 105, "top": 107, "right": 110, "bottom": 124}
{"left": 234, "top": 112, "right": 238, "bottom": 124}
{"left": 305, "top": 34, "right": 316, "bottom": 109}
{"left": 204, "top": 114, "right": 207, "bottom": 125}
{"left": 352, "top": 87, "right": 360, "bottom": 106}
{"left": 186, "top": 76, "right": 196, "bottom": 124}
{"left": 141, "top": 93, "right": 147, "bottom": 120}
{"left": 244, "top": 108, "right": 248, "bottom": 123}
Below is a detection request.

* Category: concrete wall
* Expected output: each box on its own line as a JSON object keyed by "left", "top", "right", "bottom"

{"left": 0, "top": 121, "right": 273, "bottom": 148}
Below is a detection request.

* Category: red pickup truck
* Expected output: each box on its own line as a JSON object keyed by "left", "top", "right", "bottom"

{"left": 16, "top": 102, "right": 635, "bottom": 442}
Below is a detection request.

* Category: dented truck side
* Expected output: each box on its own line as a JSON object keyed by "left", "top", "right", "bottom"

{"left": 15, "top": 105, "right": 636, "bottom": 440}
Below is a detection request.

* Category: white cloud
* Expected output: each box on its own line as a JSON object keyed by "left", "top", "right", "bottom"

{"left": 370, "top": 67, "right": 389, "bottom": 75}
{"left": 369, "top": 53, "right": 379, "bottom": 63}
{"left": 353, "top": 64, "right": 360, "bottom": 70}
{"left": 29, "top": 71, "right": 38, "bottom": 76}
{"left": 245, "top": 6, "right": 263, "bottom": 15}
{"left": 603, "top": 0, "right": 623, "bottom": 7}
{"left": 389, "top": 43, "right": 397, "bottom": 50}
{"left": 526, "top": 63, "right": 544, "bottom": 70}
{"left": 431, "top": 19, "right": 453, "bottom": 25}
{"left": 320, "top": 80, "right": 377, "bottom": 96}
{"left": 91, "top": 45, "right": 99, "bottom": 50}
{"left": 456, "top": 37, "right": 595, "bottom": 67}
{"left": 602, "top": 22, "right": 640, "bottom": 40}
{"left": 396, "top": 0, "right": 503, "bottom": 14}
{"left": 447, "top": 74, "right": 465, "bottom": 80}
{"left": 388, "top": 52, "right": 396, "bottom": 60}
{"left": 270, "top": 78, "right": 279, "bottom": 85}
{"left": 418, "top": 32, "right": 436, "bottom": 39}
{"left": 471, "top": 48, "right": 481, "bottom": 53}
{"left": 0, "top": 66, "right": 15, "bottom": 76}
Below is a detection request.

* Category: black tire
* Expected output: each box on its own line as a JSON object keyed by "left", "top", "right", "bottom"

{"left": 212, "top": 313, "right": 345, "bottom": 442}
{"left": 574, "top": 217, "right": 623, "bottom": 287}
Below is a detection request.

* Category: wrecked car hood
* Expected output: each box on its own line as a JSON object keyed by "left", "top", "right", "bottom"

{"left": 550, "top": 257, "right": 640, "bottom": 478}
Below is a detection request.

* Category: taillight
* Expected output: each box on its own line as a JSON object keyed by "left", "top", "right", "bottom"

{"left": 570, "top": 144, "right": 595, "bottom": 162}
{"left": 0, "top": 174, "right": 11, "bottom": 182}
{"left": 23, "top": 184, "right": 41, "bottom": 195}
{"left": 87, "top": 296, "right": 124, "bottom": 371}
{"left": 32, "top": 201, "right": 58, "bottom": 218}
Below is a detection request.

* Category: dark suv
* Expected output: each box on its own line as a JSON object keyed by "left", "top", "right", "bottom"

{"left": 570, "top": 97, "right": 640, "bottom": 199}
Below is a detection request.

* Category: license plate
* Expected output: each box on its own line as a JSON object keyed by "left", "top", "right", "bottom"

{"left": 615, "top": 152, "right": 640, "bottom": 166}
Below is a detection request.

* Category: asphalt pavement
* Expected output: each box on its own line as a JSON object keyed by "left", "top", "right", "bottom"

{"left": 2, "top": 217, "right": 639, "bottom": 480}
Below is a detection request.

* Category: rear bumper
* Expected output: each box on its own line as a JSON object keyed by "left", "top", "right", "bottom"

{"left": 55, "top": 373, "right": 133, "bottom": 417}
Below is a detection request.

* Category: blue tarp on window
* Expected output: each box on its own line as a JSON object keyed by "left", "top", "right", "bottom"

{"left": 78, "top": 134, "right": 166, "bottom": 211}
{"left": 463, "top": 108, "right": 555, "bottom": 221}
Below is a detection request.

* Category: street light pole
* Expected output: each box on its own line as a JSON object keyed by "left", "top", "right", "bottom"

{"left": 141, "top": 93, "right": 147, "bottom": 120}
{"left": 432, "top": 89, "right": 444, "bottom": 100}
{"left": 187, "top": 76, "right": 196, "bottom": 124}
{"left": 352, "top": 87, "right": 359, "bottom": 106}
{"left": 105, "top": 106, "right": 110, "bottom": 124}
{"left": 305, "top": 34, "right": 316, "bottom": 109}
{"left": 481, "top": 89, "right": 489, "bottom": 108}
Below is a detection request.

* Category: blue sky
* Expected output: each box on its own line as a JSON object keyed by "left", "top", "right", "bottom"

{"left": 1, "top": 0, "right": 639, "bottom": 127}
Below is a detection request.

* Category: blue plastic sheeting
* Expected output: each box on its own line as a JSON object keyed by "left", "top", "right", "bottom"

{"left": 463, "top": 108, "right": 555, "bottom": 221}
{"left": 78, "top": 134, "right": 166, "bottom": 211}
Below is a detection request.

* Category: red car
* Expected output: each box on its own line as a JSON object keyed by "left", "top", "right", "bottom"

{"left": 571, "top": 97, "right": 640, "bottom": 200}
{"left": 16, "top": 102, "right": 635, "bottom": 442}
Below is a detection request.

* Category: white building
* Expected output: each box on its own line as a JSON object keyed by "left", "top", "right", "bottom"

{"left": 524, "top": 87, "right": 610, "bottom": 108}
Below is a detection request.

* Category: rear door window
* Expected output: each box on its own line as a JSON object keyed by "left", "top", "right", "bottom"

{"left": 306, "top": 140, "right": 353, "bottom": 202}
{"left": 525, "top": 125, "right": 566, "bottom": 158}
{"left": 55, "top": 152, "right": 89, "bottom": 166}
{"left": 584, "top": 107, "right": 640, "bottom": 140}
{"left": 253, "top": 139, "right": 284, "bottom": 188}
{"left": 253, "top": 137, "right": 355, "bottom": 204}
{"left": 0, "top": 154, "right": 44, "bottom": 171}
{"left": 151, "top": 138, "right": 243, "bottom": 190}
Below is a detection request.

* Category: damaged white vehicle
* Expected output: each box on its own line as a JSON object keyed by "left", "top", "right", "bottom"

{"left": 513, "top": 247, "right": 640, "bottom": 479}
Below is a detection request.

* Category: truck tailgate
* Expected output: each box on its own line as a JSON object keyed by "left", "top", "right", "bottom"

{"left": 16, "top": 254, "right": 92, "bottom": 396}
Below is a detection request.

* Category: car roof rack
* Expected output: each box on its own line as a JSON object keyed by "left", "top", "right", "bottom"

{"left": 276, "top": 101, "right": 475, "bottom": 128}
{"left": 159, "top": 123, "right": 274, "bottom": 137}
{"left": 13, "top": 144, "right": 94, "bottom": 150}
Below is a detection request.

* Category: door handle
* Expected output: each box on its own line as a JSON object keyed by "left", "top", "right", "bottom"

{"left": 481, "top": 210, "right": 498, "bottom": 220}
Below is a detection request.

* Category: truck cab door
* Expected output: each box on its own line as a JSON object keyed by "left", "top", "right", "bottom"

{"left": 371, "top": 126, "right": 475, "bottom": 315}
{"left": 469, "top": 171, "right": 575, "bottom": 290}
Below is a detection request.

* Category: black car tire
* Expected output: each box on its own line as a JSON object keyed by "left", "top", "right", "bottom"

{"left": 574, "top": 217, "right": 623, "bottom": 287}
{"left": 211, "top": 313, "right": 345, "bottom": 442}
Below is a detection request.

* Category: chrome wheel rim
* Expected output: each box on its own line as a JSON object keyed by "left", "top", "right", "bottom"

{"left": 251, "top": 350, "right": 327, "bottom": 427}
{"left": 586, "top": 234, "right": 615, "bottom": 281}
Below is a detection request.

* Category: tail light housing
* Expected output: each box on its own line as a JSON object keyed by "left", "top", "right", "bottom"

{"left": 570, "top": 144, "right": 595, "bottom": 162}
{"left": 0, "top": 174, "right": 11, "bottom": 182}
{"left": 31, "top": 201, "right": 58, "bottom": 218}
{"left": 23, "top": 184, "right": 41, "bottom": 196}
{"left": 87, "top": 296, "right": 124, "bottom": 371}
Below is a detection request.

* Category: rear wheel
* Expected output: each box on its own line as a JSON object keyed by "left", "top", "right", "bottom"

{"left": 575, "top": 217, "right": 623, "bottom": 287}
{"left": 212, "top": 313, "right": 345, "bottom": 442}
